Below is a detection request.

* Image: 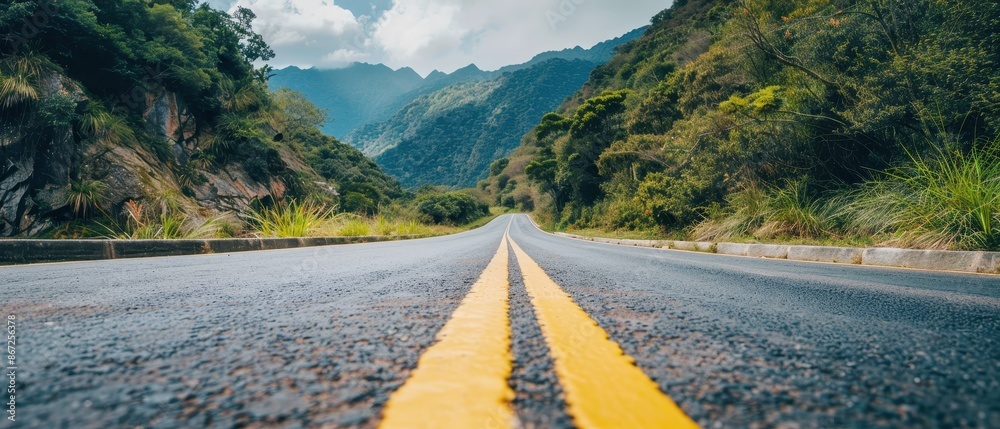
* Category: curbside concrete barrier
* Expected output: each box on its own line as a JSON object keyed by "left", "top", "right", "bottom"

{"left": 979, "top": 253, "right": 1000, "bottom": 274}
{"left": 787, "top": 246, "right": 863, "bottom": 264}
{"left": 745, "top": 244, "right": 791, "bottom": 259}
{"left": 0, "top": 235, "right": 422, "bottom": 266}
{"left": 715, "top": 243, "right": 753, "bottom": 257}
{"left": 0, "top": 240, "right": 111, "bottom": 265}
{"left": 861, "top": 248, "right": 1000, "bottom": 274}
{"left": 552, "top": 231, "right": 999, "bottom": 275}
{"left": 110, "top": 240, "right": 209, "bottom": 260}
{"left": 668, "top": 241, "right": 716, "bottom": 252}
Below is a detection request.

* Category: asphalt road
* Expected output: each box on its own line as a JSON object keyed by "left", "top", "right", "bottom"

{"left": 2, "top": 214, "right": 998, "bottom": 428}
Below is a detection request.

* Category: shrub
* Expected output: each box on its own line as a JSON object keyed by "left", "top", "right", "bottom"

{"left": 418, "top": 192, "right": 490, "bottom": 225}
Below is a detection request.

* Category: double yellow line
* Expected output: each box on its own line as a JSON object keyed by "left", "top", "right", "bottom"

{"left": 380, "top": 221, "right": 698, "bottom": 429}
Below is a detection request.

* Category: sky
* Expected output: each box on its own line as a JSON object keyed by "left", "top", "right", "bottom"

{"left": 203, "top": 0, "right": 670, "bottom": 76}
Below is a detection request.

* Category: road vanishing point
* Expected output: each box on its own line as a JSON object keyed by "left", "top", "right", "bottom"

{"left": 2, "top": 214, "right": 998, "bottom": 428}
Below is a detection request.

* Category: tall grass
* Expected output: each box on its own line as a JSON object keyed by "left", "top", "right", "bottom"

{"left": 694, "top": 178, "right": 834, "bottom": 241}
{"left": 248, "top": 201, "right": 332, "bottom": 238}
{"left": 96, "top": 200, "right": 229, "bottom": 239}
{"left": 694, "top": 142, "right": 1000, "bottom": 250}
{"left": 337, "top": 219, "right": 371, "bottom": 237}
{"left": 310, "top": 210, "right": 435, "bottom": 238}
{"left": 396, "top": 220, "right": 431, "bottom": 236}
{"left": 842, "top": 143, "right": 1000, "bottom": 249}
{"left": 374, "top": 216, "right": 396, "bottom": 236}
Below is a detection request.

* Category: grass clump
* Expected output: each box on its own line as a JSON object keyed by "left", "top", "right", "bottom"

{"left": 396, "top": 220, "right": 431, "bottom": 236}
{"left": 694, "top": 178, "right": 835, "bottom": 242}
{"left": 248, "top": 200, "right": 332, "bottom": 238}
{"left": 66, "top": 180, "right": 108, "bottom": 219}
{"left": 337, "top": 218, "right": 372, "bottom": 237}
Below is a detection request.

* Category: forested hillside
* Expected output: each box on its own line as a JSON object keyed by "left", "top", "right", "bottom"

{"left": 355, "top": 59, "right": 599, "bottom": 188}
{"left": 487, "top": 0, "right": 1000, "bottom": 250}
{"left": 0, "top": 0, "right": 401, "bottom": 237}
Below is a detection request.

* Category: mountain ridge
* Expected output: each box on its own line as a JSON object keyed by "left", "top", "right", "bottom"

{"left": 269, "top": 27, "right": 648, "bottom": 140}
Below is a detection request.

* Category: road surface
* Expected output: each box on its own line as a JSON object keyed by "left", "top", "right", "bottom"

{"left": 2, "top": 214, "right": 998, "bottom": 428}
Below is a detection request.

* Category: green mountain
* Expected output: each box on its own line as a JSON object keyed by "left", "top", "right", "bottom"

{"left": 269, "top": 28, "right": 645, "bottom": 146}
{"left": 340, "top": 29, "right": 646, "bottom": 188}
{"left": 354, "top": 59, "right": 598, "bottom": 188}
{"left": 269, "top": 63, "right": 427, "bottom": 138}
{"left": 487, "top": 0, "right": 1000, "bottom": 250}
{"left": 0, "top": 0, "right": 400, "bottom": 237}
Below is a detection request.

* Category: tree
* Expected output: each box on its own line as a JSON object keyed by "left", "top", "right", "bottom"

{"left": 273, "top": 88, "right": 328, "bottom": 139}
{"left": 230, "top": 7, "right": 274, "bottom": 63}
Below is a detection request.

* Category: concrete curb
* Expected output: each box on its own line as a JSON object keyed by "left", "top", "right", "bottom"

{"left": 554, "top": 232, "right": 1000, "bottom": 275}
{"left": 0, "top": 236, "right": 422, "bottom": 266}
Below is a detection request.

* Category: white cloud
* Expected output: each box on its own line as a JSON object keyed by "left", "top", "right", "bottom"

{"left": 322, "top": 48, "right": 371, "bottom": 64}
{"left": 215, "top": 0, "right": 671, "bottom": 74}
{"left": 229, "top": 0, "right": 366, "bottom": 68}
{"left": 369, "top": 0, "right": 668, "bottom": 75}
{"left": 372, "top": 0, "right": 465, "bottom": 59}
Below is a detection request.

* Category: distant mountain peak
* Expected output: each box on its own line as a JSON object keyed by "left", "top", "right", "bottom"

{"left": 455, "top": 64, "right": 483, "bottom": 73}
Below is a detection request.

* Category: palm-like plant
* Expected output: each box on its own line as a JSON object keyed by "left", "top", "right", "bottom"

{"left": 76, "top": 102, "right": 136, "bottom": 146}
{"left": 0, "top": 52, "right": 48, "bottom": 110}
{"left": 67, "top": 180, "right": 108, "bottom": 219}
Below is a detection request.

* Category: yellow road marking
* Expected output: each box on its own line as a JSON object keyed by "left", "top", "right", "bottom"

{"left": 508, "top": 236, "right": 699, "bottom": 429}
{"left": 380, "top": 227, "right": 515, "bottom": 429}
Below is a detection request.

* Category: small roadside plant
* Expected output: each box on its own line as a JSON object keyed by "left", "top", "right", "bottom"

{"left": 247, "top": 200, "right": 332, "bottom": 238}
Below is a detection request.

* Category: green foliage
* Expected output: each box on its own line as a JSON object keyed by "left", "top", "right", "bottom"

{"left": 536, "top": 113, "right": 573, "bottom": 140}
{"left": 489, "top": 158, "right": 510, "bottom": 177}
{"left": 417, "top": 192, "right": 490, "bottom": 225}
{"left": 505, "top": 0, "right": 1000, "bottom": 250}
{"left": 0, "top": 0, "right": 282, "bottom": 121}
{"left": 569, "top": 90, "right": 629, "bottom": 141}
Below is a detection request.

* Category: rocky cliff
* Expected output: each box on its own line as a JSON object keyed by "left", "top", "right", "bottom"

{"left": 0, "top": 71, "right": 308, "bottom": 237}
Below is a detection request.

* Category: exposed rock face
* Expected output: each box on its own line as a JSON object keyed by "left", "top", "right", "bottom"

{"left": 0, "top": 72, "right": 304, "bottom": 237}
{"left": 0, "top": 74, "right": 82, "bottom": 236}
